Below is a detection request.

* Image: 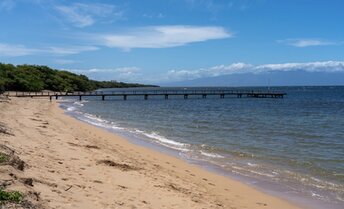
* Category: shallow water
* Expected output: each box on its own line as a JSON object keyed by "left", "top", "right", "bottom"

{"left": 60, "top": 86, "right": 344, "bottom": 209}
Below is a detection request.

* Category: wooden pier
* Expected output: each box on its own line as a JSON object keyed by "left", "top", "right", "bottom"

{"left": 4, "top": 89, "right": 286, "bottom": 101}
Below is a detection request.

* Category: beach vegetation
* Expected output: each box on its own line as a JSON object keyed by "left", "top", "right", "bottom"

{"left": 0, "top": 189, "right": 23, "bottom": 204}
{"left": 0, "top": 63, "right": 157, "bottom": 92}
{"left": 0, "top": 152, "right": 8, "bottom": 164}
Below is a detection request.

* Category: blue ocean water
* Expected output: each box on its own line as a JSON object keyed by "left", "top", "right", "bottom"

{"left": 60, "top": 86, "right": 344, "bottom": 209}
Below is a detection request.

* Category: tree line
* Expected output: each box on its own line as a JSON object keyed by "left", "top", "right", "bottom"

{"left": 0, "top": 63, "right": 157, "bottom": 93}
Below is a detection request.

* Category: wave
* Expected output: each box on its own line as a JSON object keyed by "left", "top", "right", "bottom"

{"left": 66, "top": 106, "right": 76, "bottom": 111}
{"left": 200, "top": 150, "right": 225, "bottom": 158}
{"left": 141, "top": 131, "right": 190, "bottom": 152}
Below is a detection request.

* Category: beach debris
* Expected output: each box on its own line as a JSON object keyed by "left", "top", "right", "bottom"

{"left": 84, "top": 145, "right": 99, "bottom": 149}
{"left": 166, "top": 183, "right": 188, "bottom": 193}
{"left": 96, "top": 160, "right": 139, "bottom": 171}
{"left": 117, "top": 185, "right": 127, "bottom": 190}
{"left": 256, "top": 202, "right": 268, "bottom": 206}
{"left": 64, "top": 185, "right": 73, "bottom": 192}
{"left": 22, "top": 178, "right": 34, "bottom": 187}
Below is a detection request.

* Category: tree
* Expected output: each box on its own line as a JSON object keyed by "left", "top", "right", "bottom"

{"left": 0, "top": 63, "right": 157, "bottom": 92}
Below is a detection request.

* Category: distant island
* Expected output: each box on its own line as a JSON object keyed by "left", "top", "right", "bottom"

{"left": 0, "top": 63, "right": 157, "bottom": 93}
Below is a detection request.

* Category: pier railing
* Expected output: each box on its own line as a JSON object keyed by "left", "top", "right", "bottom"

{"left": 4, "top": 89, "right": 285, "bottom": 96}
{"left": 4, "top": 89, "right": 286, "bottom": 100}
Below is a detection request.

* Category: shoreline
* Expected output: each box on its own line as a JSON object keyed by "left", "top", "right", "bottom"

{"left": 60, "top": 98, "right": 343, "bottom": 209}
{"left": 0, "top": 97, "right": 303, "bottom": 209}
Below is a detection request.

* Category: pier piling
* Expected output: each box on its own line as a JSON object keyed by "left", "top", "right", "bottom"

{"left": 10, "top": 89, "right": 286, "bottom": 101}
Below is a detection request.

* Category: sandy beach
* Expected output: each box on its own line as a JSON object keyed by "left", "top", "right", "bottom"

{"left": 0, "top": 97, "right": 303, "bottom": 209}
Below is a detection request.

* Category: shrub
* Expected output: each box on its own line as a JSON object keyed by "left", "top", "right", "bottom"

{"left": 0, "top": 190, "right": 23, "bottom": 203}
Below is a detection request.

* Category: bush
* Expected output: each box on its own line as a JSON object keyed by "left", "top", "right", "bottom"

{"left": 0, "top": 152, "right": 8, "bottom": 163}
{"left": 0, "top": 63, "right": 157, "bottom": 92}
{"left": 0, "top": 190, "right": 23, "bottom": 203}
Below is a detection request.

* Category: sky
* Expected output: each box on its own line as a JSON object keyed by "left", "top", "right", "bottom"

{"left": 0, "top": 0, "right": 343, "bottom": 85}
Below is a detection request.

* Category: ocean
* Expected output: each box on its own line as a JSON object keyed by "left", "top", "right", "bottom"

{"left": 59, "top": 86, "right": 344, "bottom": 209}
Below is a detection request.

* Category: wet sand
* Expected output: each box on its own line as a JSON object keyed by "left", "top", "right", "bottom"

{"left": 0, "top": 97, "right": 303, "bottom": 209}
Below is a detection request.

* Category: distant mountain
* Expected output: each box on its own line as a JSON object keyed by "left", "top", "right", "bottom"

{"left": 162, "top": 71, "right": 344, "bottom": 87}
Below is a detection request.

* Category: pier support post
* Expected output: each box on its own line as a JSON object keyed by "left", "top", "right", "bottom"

{"left": 79, "top": 95, "right": 82, "bottom": 101}
{"left": 220, "top": 94, "right": 224, "bottom": 99}
{"left": 102, "top": 95, "right": 105, "bottom": 101}
{"left": 144, "top": 94, "right": 148, "bottom": 100}
{"left": 123, "top": 95, "right": 127, "bottom": 100}
{"left": 184, "top": 94, "right": 188, "bottom": 99}
{"left": 50, "top": 96, "right": 52, "bottom": 101}
{"left": 165, "top": 94, "right": 168, "bottom": 100}
{"left": 237, "top": 94, "right": 242, "bottom": 98}
{"left": 202, "top": 94, "right": 207, "bottom": 99}
{"left": 55, "top": 95, "right": 58, "bottom": 100}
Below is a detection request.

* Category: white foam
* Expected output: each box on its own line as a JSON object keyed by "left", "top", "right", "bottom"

{"left": 144, "top": 132, "right": 186, "bottom": 147}
{"left": 249, "top": 170, "right": 276, "bottom": 178}
{"left": 66, "top": 107, "right": 76, "bottom": 111}
{"left": 311, "top": 191, "right": 325, "bottom": 199}
{"left": 247, "top": 162, "right": 258, "bottom": 167}
{"left": 73, "top": 101, "right": 84, "bottom": 107}
{"left": 77, "top": 113, "right": 124, "bottom": 131}
{"left": 200, "top": 151, "right": 224, "bottom": 158}
{"left": 140, "top": 132, "right": 190, "bottom": 152}
{"left": 83, "top": 113, "right": 107, "bottom": 123}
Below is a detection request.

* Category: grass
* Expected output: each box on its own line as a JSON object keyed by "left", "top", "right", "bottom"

{"left": 0, "top": 189, "right": 23, "bottom": 203}
{"left": 0, "top": 152, "right": 8, "bottom": 164}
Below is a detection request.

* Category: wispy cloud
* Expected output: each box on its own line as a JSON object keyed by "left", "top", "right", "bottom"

{"left": 142, "top": 13, "right": 165, "bottom": 19}
{"left": 185, "top": 0, "right": 262, "bottom": 13}
{"left": 0, "top": 0, "right": 15, "bottom": 11}
{"left": 278, "top": 38, "right": 338, "bottom": 47}
{"left": 165, "top": 61, "right": 344, "bottom": 81}
{"left": 69, "top": 67, "right": 142, "bottom": 82}
{"left": 98, "top": 25, "right": 231, "bottom": 50}
{"left": 48, "top": 46, "right": 98, "bottom": 55}
{"left": 0, "top": 43, "right": 40, "bottom": 56}
{"left": 54, "top": 59, "right": 77, "bottom": 65}
{"left": 0, "top": 43, "right": 98, "bottom": 57}
{"left": 55, "top": 2, "right": 123, "bottom": 27}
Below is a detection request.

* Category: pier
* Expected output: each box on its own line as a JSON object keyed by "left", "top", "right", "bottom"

{"left": 4, "top": 89, "right": 286, "bottom": 101}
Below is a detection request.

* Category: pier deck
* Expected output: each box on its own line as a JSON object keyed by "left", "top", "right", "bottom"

{"left": 5, "top": 89, "right": 286, "bottom": 100}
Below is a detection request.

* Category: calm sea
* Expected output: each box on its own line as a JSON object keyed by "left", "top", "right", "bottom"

{"left": 60, "top": 86, "right": 344, "bottom": 209}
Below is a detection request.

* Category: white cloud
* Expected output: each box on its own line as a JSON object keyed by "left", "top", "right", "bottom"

{"left": 278, "top": 38, "right": 337, "bottom": 47}
{"left": 0, "top": 43, "right": 40, "bottom": 56}
{"left": 61, "top": 61, "right": 344, "bottom": 83}
{"left": 100, "top": 25, "right": 231, "bottom": 50}
{"left": 54, "top": 59, "right": 77, "bottom": 65}
{"left": 166, "top": 61, "right": 344, "bottom": 81}
{"left": 69, "top": 67, "right": 142, "bottom": 82}
{"left": 142, "top": 13, "right": 165, "bottom": 19}
{"left": 0, "top": 0, "right": 15, "bottom": 11}
{"left": 48, "top": 46, "right": 98, "bottom": 55}
{"left": 0, "top": 43, "right": 98, "bottom": 57}
{"left": 55, "top": 3, "right": 123, "bottom": 27}
{"left": 255, "top": 61, "right": 344, "bottom": 73}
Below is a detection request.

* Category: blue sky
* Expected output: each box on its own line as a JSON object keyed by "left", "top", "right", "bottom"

{"left": 0, "top": 0, "right": 343, "bottom": 84}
